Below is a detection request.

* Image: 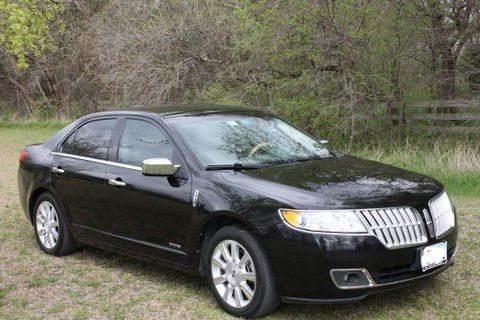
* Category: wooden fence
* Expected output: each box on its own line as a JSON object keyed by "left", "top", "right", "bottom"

{"left": 385, "top": 100, "right": 480, "bottom": 137}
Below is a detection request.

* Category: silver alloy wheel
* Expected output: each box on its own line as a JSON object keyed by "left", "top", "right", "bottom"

{"left": 36, "top": 201, "right": 60, "bottom": 249}
{"left": 211, "top": 239, "right": 256, "bottom": 308}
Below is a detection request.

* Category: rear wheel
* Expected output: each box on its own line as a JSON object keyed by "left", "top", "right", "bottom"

{"left": 33, "top": 193, "right": 77, "bottom": 256}
{"left": 206, "top": 225, "right": 280, "bottom": 318}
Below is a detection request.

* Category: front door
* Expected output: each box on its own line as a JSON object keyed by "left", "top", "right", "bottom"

{"left": 104, "top": 118, "right": 192, "bottom": 265}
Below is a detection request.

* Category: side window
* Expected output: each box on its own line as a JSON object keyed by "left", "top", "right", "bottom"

{"left": 66, "top": 119, "right": 116, "bottom": 160}
{"left": 118, "top": 119, "right": 173, "bottom": 167}
{"left": 61, "top": 131, "right": 76, "bottom": 154}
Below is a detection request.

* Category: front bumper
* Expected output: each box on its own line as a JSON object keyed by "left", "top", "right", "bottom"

{"left": 261, "top": 221, "right": 458, "bottom": 303}
{"left": 282, "top": 258, "right": 455, "bottom": 304}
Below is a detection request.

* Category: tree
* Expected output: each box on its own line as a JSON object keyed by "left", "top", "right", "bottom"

{"left": 419, "top": 0, "right": 480, "bottom": 99}
{"left": 0, "top": 0, "right": 63, "bottom": 113}
{"left": 458, "top": 38, "right": 480, "bottom": 93}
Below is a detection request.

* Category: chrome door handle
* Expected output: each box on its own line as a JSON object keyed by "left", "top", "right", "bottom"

{"left": 108, "top": 179, "right": 126, "bottom": 187}
{"left": 51, "top": 166, "right": 65, "bottom": 174}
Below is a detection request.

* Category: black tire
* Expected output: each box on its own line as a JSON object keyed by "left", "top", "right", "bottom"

{"left": 206, "top": 225, "right": 280, "bottom": 318}
{"left": 33, "top": 192, "right": 77, "bottom": 256}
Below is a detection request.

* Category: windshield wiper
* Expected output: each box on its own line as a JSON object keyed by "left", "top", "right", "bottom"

{"left": 290, "top": 156, "right": 324, "bottom": 163}
{"left": 266, "top": 156, "right": 324, "bottom": 165}
{"left": 205, "top": 163, "right": 271, "bottom": 171}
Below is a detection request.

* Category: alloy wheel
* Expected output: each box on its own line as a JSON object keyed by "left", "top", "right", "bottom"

{"left": 211, "top": 239, "right": 256, "bottom": 308}
{"left": 36, "top": 201, "right": 60, "bottom": 249}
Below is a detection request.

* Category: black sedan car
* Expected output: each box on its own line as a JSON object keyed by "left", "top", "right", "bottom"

{"left": 18, "top": 105, "right": 457, "bottom": 318}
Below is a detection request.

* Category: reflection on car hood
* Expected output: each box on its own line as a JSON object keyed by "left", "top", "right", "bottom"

{"left": 220, "top": 155, "right": 443, "bottom": 209}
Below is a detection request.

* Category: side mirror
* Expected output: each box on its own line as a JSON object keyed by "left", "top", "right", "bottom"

{"left": 319, "top": 139, "right": 328, "bottom": 144}
{"left": 142, "top": 158, "right": 180, "bottom": 176}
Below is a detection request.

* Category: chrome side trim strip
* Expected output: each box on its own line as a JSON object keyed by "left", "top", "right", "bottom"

{"left": 51, "top": 152, "right": 142, "bottom": 171}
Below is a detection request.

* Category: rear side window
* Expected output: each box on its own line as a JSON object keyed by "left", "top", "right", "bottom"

{"left": 118, "top": 119, "right": 173, "bottom": 167}
{"left": 61, "top": 131, "right": 76, "bottom": 154}
{"left": 62, "top": 119, "right": 116, "bottom": 160}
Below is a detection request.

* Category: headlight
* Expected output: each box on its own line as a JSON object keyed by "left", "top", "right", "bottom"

{"left": 279, "top": 209, "right": 368, "bottom": 233}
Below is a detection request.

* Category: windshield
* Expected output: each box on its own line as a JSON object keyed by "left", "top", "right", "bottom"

{"left": 167, "top": 113, "right": 332, "bottom": 167}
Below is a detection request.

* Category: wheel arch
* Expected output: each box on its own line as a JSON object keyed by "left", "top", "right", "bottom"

{"left": 196, "top": 212, "right": 258, "bottom": 277}
{"left": 28, "top": 186, "right": 66, "bottom": 225}
{"left": 28, "top": 187, "right": 51, "bottom": 224}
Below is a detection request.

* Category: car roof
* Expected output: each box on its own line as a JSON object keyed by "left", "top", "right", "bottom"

{"left": 44, "top": 104, "right": 270, "bottom": 151}
{"left": 89, "top": 104, "right": 268, "bottom": 119}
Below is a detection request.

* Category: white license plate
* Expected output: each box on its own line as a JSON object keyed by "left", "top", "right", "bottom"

{"left": 421, "top": 242, "right": 447, "bottom": 272}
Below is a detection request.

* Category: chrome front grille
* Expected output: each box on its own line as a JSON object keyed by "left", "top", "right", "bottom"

{"left": 428, "top": 191, "right": 455, "bottom": 238}
{"left": 357, "top": 208, "right": 428, "bottom": 249}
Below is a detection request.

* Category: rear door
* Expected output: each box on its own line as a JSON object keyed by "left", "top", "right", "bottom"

{"left": 51, "top": 118, "right": 118, "bottom": 242}
{"left": 104, "top": 117, "right": 192, "bottom": 264}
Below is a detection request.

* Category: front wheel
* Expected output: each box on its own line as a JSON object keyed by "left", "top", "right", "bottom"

{"left": 207, "top": 225, "right": 279, "bottom": 318}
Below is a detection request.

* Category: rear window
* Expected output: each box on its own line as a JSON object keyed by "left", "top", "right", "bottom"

{"left": 61, "top": 119, "right": 116, "bottom": 160}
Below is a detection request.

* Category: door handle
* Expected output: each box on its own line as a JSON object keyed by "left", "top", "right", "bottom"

{"left": 108, "top": 178, "right": 126, "bottom": 187}
{"left": 51, "top": 166, "right": 65, "bottom": 174}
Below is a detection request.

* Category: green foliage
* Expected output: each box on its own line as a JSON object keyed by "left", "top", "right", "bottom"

{"left": 0, "top": 0, "right": 478, "bottom": 146}
{"left": 232, "top": 1, "right": 428, "bottom": 138}
{"left": 195, "top": 83, "right": 243, "bottom": 106}
{"left": 0, "top": 0, "right": 63, "bottom": 69}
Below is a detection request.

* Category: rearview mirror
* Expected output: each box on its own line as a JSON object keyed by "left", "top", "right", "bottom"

{"left": 142, "top": 158, "right": 180, "bottom": 176}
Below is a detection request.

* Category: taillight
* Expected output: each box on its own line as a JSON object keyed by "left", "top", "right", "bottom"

{"left": 19, "top": 150, "right": 28, "bottom": 162}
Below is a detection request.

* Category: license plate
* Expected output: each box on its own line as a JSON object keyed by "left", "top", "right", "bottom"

{"left": 421, "top": 242, "right": 447, "bottom": 272}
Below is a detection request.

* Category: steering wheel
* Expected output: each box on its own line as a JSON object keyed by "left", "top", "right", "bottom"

{"left": 248, "top": 142, "right": 270, "bottom": 158}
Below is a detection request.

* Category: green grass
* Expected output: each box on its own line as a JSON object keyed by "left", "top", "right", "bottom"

{"left": 0, "top": 127, "right": 479, "bottom": 319}
{"left": 353, "top": 142, "right": 480, "bottom": 197}
{"left": 0, "top": 120, "right": 68, "bottom": 129}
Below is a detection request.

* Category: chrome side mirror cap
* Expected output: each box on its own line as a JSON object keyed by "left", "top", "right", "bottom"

{"left": 142, "top": 158, "right": 180, "bottom": 176}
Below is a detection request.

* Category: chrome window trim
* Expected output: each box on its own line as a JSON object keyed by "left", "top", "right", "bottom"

{"left": 51, "top": 152, "right": 142, "bottom": 171}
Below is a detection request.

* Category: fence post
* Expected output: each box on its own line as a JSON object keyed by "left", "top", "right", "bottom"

{"left": 348, "top": 103, "right": 356, "bottom": 151}
{"left": 399, "top": 102, "right": 405, "bottom": 142}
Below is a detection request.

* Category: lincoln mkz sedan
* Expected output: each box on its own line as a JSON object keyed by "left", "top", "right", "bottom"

{"left": 18, "top": 105, "right": 457, "bottom": 318}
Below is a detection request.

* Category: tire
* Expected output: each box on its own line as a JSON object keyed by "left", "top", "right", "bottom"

{"left": 206, "top": 225, "right": 280, "bottom": 318}
{"left": 33, "top": 192, "right": 77, "bottom": 256}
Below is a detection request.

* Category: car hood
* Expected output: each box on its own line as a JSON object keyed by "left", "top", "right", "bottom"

{"left": 220, "top": 155, "right": 443, "bottom": 209}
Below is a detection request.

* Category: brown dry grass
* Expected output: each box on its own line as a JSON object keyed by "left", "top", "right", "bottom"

{"left": 0, "top": 127, "right": 479, "bottom": 320}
